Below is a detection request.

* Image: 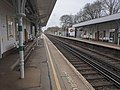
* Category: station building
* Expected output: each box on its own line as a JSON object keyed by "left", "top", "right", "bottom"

{"left": 0, "top": 0, "right": 56, "bottom": 58}
{"left": 73, "top": 13, "right": 120, "bottom": 44}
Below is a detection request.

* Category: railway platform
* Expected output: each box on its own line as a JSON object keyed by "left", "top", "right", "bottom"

{"left": 73, "top": 37, "right": 120, "bottom": 50}
{"left": 61, "top": 35, "right": 120, "bottom": 50}
{"left": 0, "top": 34, "right": 94, "bottom": 90}
{"left": 50, "top": 35, "right": 120, "bottom": 59}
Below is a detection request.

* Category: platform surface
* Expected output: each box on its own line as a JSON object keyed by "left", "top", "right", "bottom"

{"left": 44, "top": 34, "right": 95, "bottom": 90}
{"left": 0, "top": 37, "right": 51, "bottom": 90}
{"left": 0, "top": 34, "right": 94, "bottom": 90}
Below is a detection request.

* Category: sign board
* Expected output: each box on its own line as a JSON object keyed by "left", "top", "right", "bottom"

{"left": 118, "top": 32, "right": 120, "bottom": 38}
{"left": 68, "top": 27, "right": 75, "bottom": 36}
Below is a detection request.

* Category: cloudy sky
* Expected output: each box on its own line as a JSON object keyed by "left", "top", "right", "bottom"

{"left": 42, "top": 0, "right": 96, "bottom": 30}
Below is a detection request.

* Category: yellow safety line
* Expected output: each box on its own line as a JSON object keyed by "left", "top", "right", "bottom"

{"left": 44, "top": 36, "right": 61, "bottom": 90}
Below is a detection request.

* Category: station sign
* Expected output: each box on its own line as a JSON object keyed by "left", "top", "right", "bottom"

{"left": 68, "top": 27, "right": 75, "bottom": 36}
{"left": 118, "top": 32, "right": 120, "bottom": 38}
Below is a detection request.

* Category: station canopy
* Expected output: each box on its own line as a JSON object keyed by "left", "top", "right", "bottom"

{"left": 73, "top": 13, "right": 120, "bottom": 28}
{"left": 7, "top": 0, "right": 57, "bottom": 26}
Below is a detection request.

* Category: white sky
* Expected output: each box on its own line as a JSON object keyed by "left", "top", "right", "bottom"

{"left": 42, "top": 0, "right": 96, "bottom": 31}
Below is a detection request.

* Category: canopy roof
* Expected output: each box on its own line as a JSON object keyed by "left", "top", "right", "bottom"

{"left": 7, "top": 0, "right": 57, "bottom": 26}
{"left": 28, "top": 0, "right": 56, "bottom": 26}
{"left": 73, "top": 13, "right": 120, "bottom": 28}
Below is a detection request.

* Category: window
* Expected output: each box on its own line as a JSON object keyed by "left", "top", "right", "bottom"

{"left": 6, "top": 16, "right": 14, "bottom": 40}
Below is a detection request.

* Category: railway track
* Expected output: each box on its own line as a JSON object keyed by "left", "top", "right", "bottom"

{"left": 47, "top": 35, "right": 120, "bottom": 76}
{"left": 65, "top": 39, "right": 120, "bottom": 72}
{"left": 46, "top": 35, "right": 120, "bottom": 90}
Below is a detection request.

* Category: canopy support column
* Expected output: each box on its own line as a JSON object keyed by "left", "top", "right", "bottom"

{"left": 16, "top": 0, "right": 26, "bottom": 79}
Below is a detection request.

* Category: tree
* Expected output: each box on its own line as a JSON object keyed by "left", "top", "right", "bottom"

{"left": 60, "top": 15, "right": 73, "bottom": 27}
{"left": 92, "top": 0, "right": 103, "bottom": 18}
{"left": 83, "top": 1, "right": 102, "bottom": 20}
{"left": 45, "top": 26, "right": 60, "bottom": 34}
{"left": 59, "top": 0, "right": 120, "bottom": 25}
{"left": 74, "top": 10, "right": 87, "bottom": 23}
{"left": 74, "top": 0, "right": 103, "bottom": 24}
{"left": 100, "top": 0, "right": 120, "bottom": 15}
{"left": 60, "top": 15, "right": 75, "bottom": 36}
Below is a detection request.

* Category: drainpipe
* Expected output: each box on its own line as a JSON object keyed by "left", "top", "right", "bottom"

{"left": 118, "top": 37, "right": 120, "bottom": 46}
{"left": 35, "top": 23, "right": 38, "bottom": 46}
{"left": 35, "top": 23, "right": 38, "bottom": 37}
{"left": 75, "top": 27, "right": 77, "bottom": 38}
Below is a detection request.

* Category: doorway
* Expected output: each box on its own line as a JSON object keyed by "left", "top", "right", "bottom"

{"left": 95, "top": 31, "right": 99, "bottom": 40}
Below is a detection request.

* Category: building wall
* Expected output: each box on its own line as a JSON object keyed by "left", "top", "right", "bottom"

{"left": 0, "top": 1, "right": 32, "bottom": 58}
{"left": 87, "top": 28, "right": 113, "bottom": 41}
{"left": 0, "top": 1, "right": 16, "bottom": 58}
{"left": 75, "top": 21, "right": 119, "bottom": 43}
{"left": 26, "top": 21, "right": 31, "bottom": 40}
{"left": 23, "top": 20, "right": 31, "bottom": 42}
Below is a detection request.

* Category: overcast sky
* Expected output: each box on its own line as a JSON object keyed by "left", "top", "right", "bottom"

{"left": 42, "top": 0, "right": 96, "bottom": 31}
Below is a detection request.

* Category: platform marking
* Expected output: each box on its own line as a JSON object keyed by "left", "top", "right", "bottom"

{"left": 45, "top": 36, "right": 79, "bottom": 90}
{"left": 44, "top": 36, "right": 61, "bottom": 90}
{"left": 45, "top": 35, "right": 95, "bottom": 90}
{"left": 64, "top": 71, "right": 78, "bottom": 90}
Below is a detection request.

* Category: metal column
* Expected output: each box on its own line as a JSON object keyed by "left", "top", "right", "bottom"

{"left": 18, "top": 16, "right": 24, "bottom": 78}
{"left": 15, "top": 0, "right": 26, "bottom": 79}
{"left": 118, "top": 27, "right": 120, "bottom": 46}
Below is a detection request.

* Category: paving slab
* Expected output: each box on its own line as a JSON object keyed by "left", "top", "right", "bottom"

{"left": 16, "top": 68, "right": 40, "bottom": 89}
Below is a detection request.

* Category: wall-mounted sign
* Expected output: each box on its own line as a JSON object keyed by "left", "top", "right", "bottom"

{"left": 118, "top": 32, "right": 120, "bottom": 38}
